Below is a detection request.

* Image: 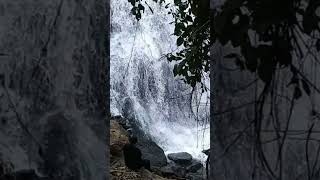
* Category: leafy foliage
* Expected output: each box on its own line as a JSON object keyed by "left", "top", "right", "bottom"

{"left": 128, "top": 0, "right": 320, "bottom": 96}
{"left": 127, "top": 0, "right": 210, "bottom": 90}
{"left": 213, "top": 0, "right": 320, "bottom": 96}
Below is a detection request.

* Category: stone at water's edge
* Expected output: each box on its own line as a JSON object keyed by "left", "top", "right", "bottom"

{"left": 160, "top": 163, "right": 187, "bottom": 178}
{"left": 112, "top": 116, "right": 206, "bottom": 179}
{"left": 167, "top": 152, "right": 193, "bottom": 166}
{"left": 187, "top": 161, "right": 203, "bottom": 173}
{"left": 160, "top": 166, "right": 175, "bottom": 177}
{"left": 112, "top": 116, "right": 168, "bottom": 167}
{"left": 123, "top": 118, "right": 168, "bottom": 168}
{"left": 137, "top": 140, "right": 168, "bottom": 168}
{"left": 159, "top": 161, "right": 205, "bottom": 180}
{"left": 110, "top": 118, "right": 172, "bottom": 180}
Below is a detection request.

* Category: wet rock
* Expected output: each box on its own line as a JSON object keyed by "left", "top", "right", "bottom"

{"left": 111, "top": 157, "right": 169, "bottom": 180}
{"left": 187, "top": 161, "right": 203, "bottom": 173}
{"left": 167, "top": 152, "right": 193, "bottom": 166}
{"left": 128, "top": 118, "right": 168, "bottom": 167}
{"left": 111, "top": 116, "right": 167, "bottom": 167}
{"left": 202, "top": 149, "right": 210, "bottom": 155}
{"left": 160, "top": 166, "right": 175, "bottom": 177}
{"left": 171, "top": 165, "right": 187, "bottom": 177}
{"left": 137, "top": 137, "right": 167, "bottom": 168}
{"left": 160, "top": 164, "right": 186, "bottom": 178}
{"left": 186, "top": 173, "right": 205, "bottom": 180}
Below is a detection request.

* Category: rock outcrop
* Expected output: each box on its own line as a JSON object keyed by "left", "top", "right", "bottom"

{"left": 167, "top": 152, "right": 193, "bottom": 166}
{"left": 110, "top": 119, "right": 172, "bottom": 180}
{"left": 160, "top": 157, "right": 205, "bottom": 180}
{"left": 111, "top": 116, "right": 207, "bottom": 180}
{"left": 113, "top": 116, "right": 168, "bottom": 168}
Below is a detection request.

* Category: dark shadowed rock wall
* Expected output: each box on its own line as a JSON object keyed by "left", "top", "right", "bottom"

{"left": 0, "top": 0, "right": 109, "bottom": 179}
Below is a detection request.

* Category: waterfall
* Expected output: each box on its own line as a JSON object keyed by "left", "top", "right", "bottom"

{"left": 111, "top": 0, "right": 210, "bottom": 161}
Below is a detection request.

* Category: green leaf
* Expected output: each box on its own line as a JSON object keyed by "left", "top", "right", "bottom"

{"left": 174, "top": 26, "right": 182, "bottom": 36}
{"left": 128, "top": 0, "right": 135, "bottom": 6}
{"left": 177, "top": 37, "right": 184, "bottom": 46}
{"left": 174, "top": 0, "right": 181, "bottom": 6}
{"left": 186, "top": 15, "right": 193, "bottom": 22}
{"left": 138, "top": 4, "right": 145, "bottom": 13}
{"left": 136, "top": 13, "right": 141, "bottom": 20}
{"left": 131, "top": 7, "right": 137, "bottom": 15}
{"left": 173, "top": 64, "right": 179, "bottom": 75}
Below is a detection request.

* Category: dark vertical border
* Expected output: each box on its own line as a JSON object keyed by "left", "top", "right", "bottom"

{"left": 209, "top": 0, "right": 214, "bottom": 179}
{"left": 106, "top": 0, "right": 111, "bottom": 179}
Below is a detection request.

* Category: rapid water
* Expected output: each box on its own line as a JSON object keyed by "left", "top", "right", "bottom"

{"left": 110, "top": 0, "right": 209, "bottom": 161}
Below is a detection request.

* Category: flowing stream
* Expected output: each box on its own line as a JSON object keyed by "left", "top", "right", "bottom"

{"left": 110, "top": 0, "right": 210, "bottom": 161}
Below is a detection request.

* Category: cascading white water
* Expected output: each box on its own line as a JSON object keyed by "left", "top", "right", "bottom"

{"left": 111, "top": 0, "right": 209, "bottom": 161}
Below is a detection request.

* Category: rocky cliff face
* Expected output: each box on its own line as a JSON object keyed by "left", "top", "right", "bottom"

{"left": 0, "top": 0, "right": 108, "bottom": 180}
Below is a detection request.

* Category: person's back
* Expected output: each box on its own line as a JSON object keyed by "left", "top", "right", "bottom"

{"left": 123, "top": 136, "right": 151, "bottom": 171}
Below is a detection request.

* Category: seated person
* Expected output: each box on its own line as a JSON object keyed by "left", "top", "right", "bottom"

{"left": 123, "top": 136, "right": 151, "bottom": 171}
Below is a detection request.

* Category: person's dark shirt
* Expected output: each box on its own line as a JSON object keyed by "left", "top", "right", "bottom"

{"left": 123, "top": 143, "right": 143, "bottom": 170}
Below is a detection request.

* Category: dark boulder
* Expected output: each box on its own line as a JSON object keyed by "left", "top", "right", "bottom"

{"left": 160, "top": 166, "right": 175, "bottom": 177}
{"left": 186, "top": 173, "right": 205, "bottom": 180}
{"left": 171, "top": 165, "right": 187, "bottom": 177}
{"left": 136, "top": 134, "right": 167, "bottom": 168}
{"left": 202, "top": 149, "right": 210, "bottom": 155}
{"left": 186, "top": 165, "right": 206, "bottom": 180}
{"left": 117, "top": 116, "right": 167, "bottom": 168}
{"left": 167, "top": 152, "right": 193, "bottom": 166}
{"left": 187, "top": 161, "right": 203, "bottom": 173}
{"left": 160, "top": 163, "right": 186, "bottom": 178}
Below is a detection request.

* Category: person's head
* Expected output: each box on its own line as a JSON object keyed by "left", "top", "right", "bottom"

{"left": 129, "top": 136, "right": 138, "bottom": 144}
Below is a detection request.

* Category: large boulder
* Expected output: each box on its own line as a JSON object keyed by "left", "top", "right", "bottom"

{"left": 160, "top": 163, "right": 186, "bottom": 178}
{"left": 112, "top": 116, "right": 167, "bottom": 167}
{"left": 167, "top": 152, "right": 193, "bottom": 166}
{"left": 186, "top": 173, "right": 205, "bottom": 180}
{"left": 159, "top": 166, "right": 175, "bottom": 177}
{"left": 111, "top": 156, "right": 170, "bottom": 180}
{"left": 137, "top": 140, "right": 167, "bottom": 168}
{"left": 187, "top": 161, "right": 203, "bottom": 173}
{"left": 159, "top": 160, "right": 205, "bottom": 179}
{"left": 127, "top": 118, "right": 167, "bottom": 168}
{"left": 186, "top": 165, "right": 206, "bottom": 180}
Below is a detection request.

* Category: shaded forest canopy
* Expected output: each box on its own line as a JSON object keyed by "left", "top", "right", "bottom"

{"left": 127, "top": 0, "right": 320, "bottom": 96}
